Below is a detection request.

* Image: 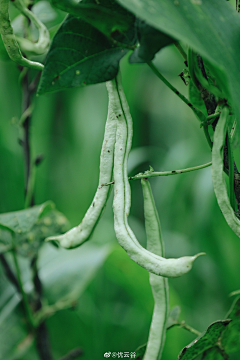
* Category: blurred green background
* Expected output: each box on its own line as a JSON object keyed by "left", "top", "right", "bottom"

{"left": 0, "top": 1, "right": 240, "bottom": 358}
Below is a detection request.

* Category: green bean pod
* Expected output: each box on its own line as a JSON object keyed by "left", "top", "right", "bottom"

{"left": 212, "top": 106, "right": 240, "bottom": 237}
{"left": 0, "top": 0, "right": 44, "bottom": 70}
{"left": 46, "top": 79, "right": 118, "bottom": 248}
{"left": 12, "top": 0, "right": 50, "bottom": 55}
{"left": 141, "top": 179, "right": 168, "bottom": 360}
{"left": 112, "top": 74, "right": 204, "bottom": 278}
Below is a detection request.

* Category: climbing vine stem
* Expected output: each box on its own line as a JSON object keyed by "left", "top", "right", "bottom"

{"left": 101, "top": 161, "right": 212, "bottom": 186}
{"left": 147, "top": 61, "right": 206, "bottom": 122}
{"left": 174, "top": 42, "right": 187, "bottom": 61}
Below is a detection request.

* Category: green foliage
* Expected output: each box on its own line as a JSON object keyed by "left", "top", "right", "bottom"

{"left": 118, "top": 0, "right": 240, "bottom": 143}
{"left": 178, "top": 320, "right": 231, "bottom": 360}
{"left": 129, "top": 20, "right": 175, "bottom": 63}
{"left": 188, "top": 80, "right": 207, "bottom": 118}
{"left": 38, "top": 14, "right": 136, "bottom": 94}
{"left": 221, "top": 297, "right": 240, "bottom": 353}
{"left": 51, "top": 0, "right": 135, "bottom": 40}
{"left": 1, "top": 0, "right": 240, "bottom": 359}
{"left": 0, "top": 201, "right": 53, "bottom": 234}
{"left": 0, "top": 242, "right": 112, "bottom": 360}
{"left": 0, "top": 202, "right": 69, "bottom": 256}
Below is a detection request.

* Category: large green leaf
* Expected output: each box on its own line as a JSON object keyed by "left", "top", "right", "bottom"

{"left": 221, "top": 296, "right": 240, "bottom": 353}
{"left": 38, "top": 13, "right": 135, "bottom": 94}
{"left": 188, "top": 80, "right": 208, "bottom": 118}
{"left": 39, "top": 242, "right": 113, "bottom": 302}
{"left": 0, "top": 242, "right": 112, "bottom": 360}
{"left": 0, "top": 203, "right": 69, "bottom": 257}
{"left": 129, "top": 19, "right": 175, "bottom": 63}
{"left": 178, "top": 320, "right": 231, "bottom": 360}
{"left": 15, "top": 209, "right": 69, "bottom": 257}
{"left": 0, "top": 300, "right": 33, "bottom": 360}
{"left": 0, "top": 201, "right": 54, "bottom": 234}
{"left": 51, "top": 0, "right": 135, "bottom": 41}
{"left": 117, "top": 0, "right": 240, "bottom": 140}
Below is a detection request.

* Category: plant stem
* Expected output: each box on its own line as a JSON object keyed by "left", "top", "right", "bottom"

{"left": 174, "top": 42, "right": 187, "bottom": 61}
{"left": 130, "top": 162, "right": 212, "bottom": 180}
{"left": 147, "top": 61, "right": 206, "bottom": 123}
{"left": 101, "top": 161, "right": 212, "bottom": 186}
{"left": 31, "top": 253, "right": 53, "bottom": 360}
{"left": 21, "top": 68, "right": 53, "bottom": 360}
{"left": 0, "top": 253, "right": 21, "bottom": 292}
{"left": 35, "top": 297, "right": 77, "bottom": 325}
{"left": 12, "top": 248, "right": 36, "bottom": 330}
{"left": 21, "top": 70, "right": 34, "bottom": 208}
{"left": 179, "top": 321, "right": 201, "bottom": 336}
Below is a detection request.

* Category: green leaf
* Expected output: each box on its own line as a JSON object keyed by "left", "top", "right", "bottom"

{"left": 189, "top": 80, "right": 208, "bottom": 118}
{"left": 0, "top": 242, "right": 112, "bottom": 360}
{"left": 221, "top": 296, "right": 240, "bottom": 353}
{"left": 200, "top": 347, "right": 224, "bottom": 360}
{"left": 129, "top": 19, "right": 175, "bottom": 63}
{"left": 0, "top": 228, "right": 12, "bottom": 253}
{"left": 39, "top": 242, "right": 113, "bottom": 302}
{"left": 51, "top": 0, "right": 135, "bottom": 42}
{"left": 38, "top": 14, "right": 136, "bottom": 94}
{"left": 117, "top": 0, "right": 240, "bottom": 141}
{"left": 0, "top": 202, "right": 69, "bottom": 257}
{"left": 178, "top": 320, "right": 231, "bottom": 360}
{"left": 0, "top": 36, "right": 9, "bottom": 60}
{"left": 166, "top": 305, "right": 181, "bottom": 329}
{"left": 15, "top": 209, "right": 70, "bottom": 257}
{"left": 0, "top": 295, "right": 33, "bottom": 360}
{"left": 0, "top": 201, "right": 54, "bottom": 234}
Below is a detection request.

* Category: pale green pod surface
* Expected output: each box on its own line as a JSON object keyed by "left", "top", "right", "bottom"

{"left": 0, "top": 0, "right": 44, "bottom": 69}
{"left": 211, "top": 106, "right": 240, "bottom": 237}
{"left": 112, "top": 77, "right": 204, "bottom": 278}
{"left": 46, "top": 79, "right": 121, "bottom": 248}
{"left": 141, "top": 179, "right": 169, "bottom": 360}
{"left": 12, "top": 0, "right": 50, "bottom": 55}
{"left": 116, "top": 75, "right": 133, "bottom": 217}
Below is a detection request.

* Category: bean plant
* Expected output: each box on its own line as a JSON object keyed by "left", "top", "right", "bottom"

{"left": 1, "top": 0, "right": 240, "bottom": 359}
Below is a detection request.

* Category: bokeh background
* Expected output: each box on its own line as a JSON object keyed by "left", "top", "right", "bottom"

{"left": 0, "top": 0, "right": 240, "bottom": 359}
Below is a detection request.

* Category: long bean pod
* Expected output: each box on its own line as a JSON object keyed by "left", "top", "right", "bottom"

{"left": 113, "top": 74, "right": 204, "bottom": 278}
{"left": 212, "top": 106, "right": 240, "bottom": 237}
{"left": 0, "top": 0, "right": 44, "bottom": 70}
{"left": 141, "top": 179, "right": 168, "bottom": 360}
{"left": 12, "top": 0, "right": 50, "bottom": 55}
{"left": 46, "top": 80, "right": 118, "bottom": 248}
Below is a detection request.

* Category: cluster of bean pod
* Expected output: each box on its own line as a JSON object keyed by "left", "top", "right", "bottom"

{"left": 0, "top": 0, "right": 49, "bottom": 70}
{"left": 46, "top": 73, "right": 205, "bottom": 359}
{"left": 47, "top": 73, "right": 204, "bottom": 278}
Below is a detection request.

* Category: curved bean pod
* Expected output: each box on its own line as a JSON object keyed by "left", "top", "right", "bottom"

{"left": 211, "top": 106, "right": 240, "bottom": 237}
{"left": 12, "top": 0, "right": 50, "bottom": 55}
{"left": 0, "top": 0, "right": 44, "bottom": 70}
{"left": 46, "top": 79, "right": 118, "bottom": 248}
{"left": 113, "top": 74, "right": 204, "bottom": 278}
{"left": 141, "top": 179, "right": 168, "bottom": 360}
